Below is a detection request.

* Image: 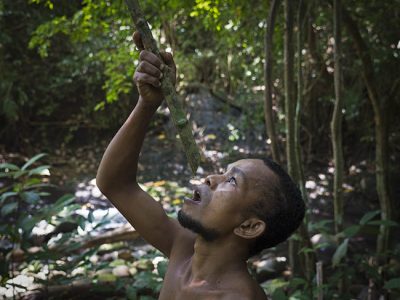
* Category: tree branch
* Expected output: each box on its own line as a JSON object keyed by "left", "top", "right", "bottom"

{"left": 124, "top": 0, "right": 201, "bottom": 173}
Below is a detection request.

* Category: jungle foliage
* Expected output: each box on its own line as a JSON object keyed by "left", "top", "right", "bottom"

{"left": 1, "top": 0, "right": 400, "bottom": 299}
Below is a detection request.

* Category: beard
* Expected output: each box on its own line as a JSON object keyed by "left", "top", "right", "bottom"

{"left": 177, "top": 210, "right": 219, "bottom": 242}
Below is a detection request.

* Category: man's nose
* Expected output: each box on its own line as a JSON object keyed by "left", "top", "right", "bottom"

{"left": 205, "top": 174, "right": 224, "bottom": 189}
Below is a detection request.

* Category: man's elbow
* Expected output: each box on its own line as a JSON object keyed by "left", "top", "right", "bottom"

{"left": 96, "top": 172, "right": 112, "bottom": 198}
{"left": 96, "top": 171, "right": 138, "bottom": 200}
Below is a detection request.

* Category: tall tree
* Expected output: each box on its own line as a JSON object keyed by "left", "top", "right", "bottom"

{"left": 264, "top": 0, "right": 281, "bottom": 164}
{"left": 331, "top": 0, "right": 344, "bottom": 235}
{"left": 295, "top": 0, "right": 315, "bottom": 282}
{"left": 295, "top": 0, "right": 307, "bottom": 207}
{"left": 341, "top": 6, "right": 393, "bottom": 254}
{"left": 284, "top": 0, "right": 301, "bottom": 275}
{"left": 331, "top": 0, "right": 345, "bottom": 293}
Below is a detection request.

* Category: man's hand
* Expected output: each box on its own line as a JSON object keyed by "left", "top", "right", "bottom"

{"left": 133, "top": 31, "right": 176, "bottom": 108}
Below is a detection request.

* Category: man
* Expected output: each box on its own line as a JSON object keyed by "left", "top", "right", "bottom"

{"left": 97, "top": 32, "right": 305, "bottom": 300}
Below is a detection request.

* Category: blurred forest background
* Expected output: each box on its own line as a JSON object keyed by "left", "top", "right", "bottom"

{"left": 1, "top": 0, "right": 399, "bottom": 299}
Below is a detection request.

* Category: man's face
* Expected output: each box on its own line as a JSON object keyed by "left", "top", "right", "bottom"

{"left": 178, "top": 159, "right": 278, "bottom": 239}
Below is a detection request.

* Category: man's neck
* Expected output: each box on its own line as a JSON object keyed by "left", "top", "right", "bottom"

{"left": 188, "top": 235, "right": 249, "bottom": 285}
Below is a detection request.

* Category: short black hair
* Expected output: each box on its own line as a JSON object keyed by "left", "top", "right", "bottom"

{"left": 245, "top": 158, "right": 305, "bottom": 257}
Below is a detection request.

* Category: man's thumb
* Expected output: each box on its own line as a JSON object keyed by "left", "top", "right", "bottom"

{"left": 160, "top": 51, "right": 174, "bottom": 67}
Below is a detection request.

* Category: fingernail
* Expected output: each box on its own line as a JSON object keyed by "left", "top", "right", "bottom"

{"left": 160, "top": 64, "right": 165, "bottom": 71}
{"left": 159, "top": 72, "right": 163, "bottom": 79}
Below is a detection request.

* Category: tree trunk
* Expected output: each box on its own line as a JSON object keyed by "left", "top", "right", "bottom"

{"left": 264, "top": 0, "right": 281, "bottom": 164}
{"left": 331, "top": 0, "right": 344, "bottom": 236}
{"left": 295, "top": 0, "right": 315, "bottom": 283}
{"left": 331, "top": 0, "right": 345, "bottom": 293}
{"left": 341, "top": 6, "right": 392, "bottom": 254}
{"left": 284, "top": 0, "right": 301, "bottom": 275}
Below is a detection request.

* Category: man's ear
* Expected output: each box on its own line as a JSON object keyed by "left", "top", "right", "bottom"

{"left": 234, "top": 218, "right": 266, "bottom": 239}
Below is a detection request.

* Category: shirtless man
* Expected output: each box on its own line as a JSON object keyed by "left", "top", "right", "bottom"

{"left": 97, "top": 32, "right": 305, "bottom": 300}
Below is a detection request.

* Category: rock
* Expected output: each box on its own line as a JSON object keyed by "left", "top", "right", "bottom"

{"left": 112, "top": 265, "right": 130, "bottom": 277}
{"left": 97, "top": 273, "right": 117, "bottom": 282}
{"left": 118, "top": 250, "right": 133, "bottom": 261}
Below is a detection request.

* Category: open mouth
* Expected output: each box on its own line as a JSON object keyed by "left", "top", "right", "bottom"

{"left": 184, "top": 188, "right": 201, "bottom": 204}
{"left": 193, "top": 189, "right": 201, "bottom": 202}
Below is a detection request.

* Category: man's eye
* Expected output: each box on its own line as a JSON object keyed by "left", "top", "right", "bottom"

{"left": 228, "top": 177, "right": 236, "bottom": 185}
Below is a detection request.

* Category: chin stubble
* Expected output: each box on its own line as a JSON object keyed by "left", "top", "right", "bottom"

{"left": 177, "top": 210, "right": 219, "bottom": 242}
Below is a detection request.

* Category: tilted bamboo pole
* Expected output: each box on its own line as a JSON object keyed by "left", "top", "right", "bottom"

{"left": 125, "top": 0, "right": 201, "bottom": 174}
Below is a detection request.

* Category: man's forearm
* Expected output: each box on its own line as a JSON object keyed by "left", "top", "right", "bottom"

{"left": 97, "top": 97, "right": 158, "bottom": 193}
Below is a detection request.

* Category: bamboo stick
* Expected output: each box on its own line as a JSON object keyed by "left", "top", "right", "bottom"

{"left": 125, "top": 0, "right": 201, "bottom": 174}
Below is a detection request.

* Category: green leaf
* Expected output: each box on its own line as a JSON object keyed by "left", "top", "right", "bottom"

{"left": 13, "top": 170, "right": 27, "bottom": 179}
{"left": 360, "top": 210, "right": 380, "bottom": 225}
{"left": 0, "top": 163, "right": 19, "bottom": 171}
{"left": 288, "top": 277, "right": 307, "bottom": 289}
{"left": 54, "top": 194, "right": 75, "bottom": 207}
{"left": 21, "top": 191, "right": 40, "bottom": 204}
{"left": 20, "top": 216, "right": 40, "bottom": 233}
{"left": 28, "top": 165, "right": 51, "bottom": 176}
{"left": 157, "top": 260, "right": 168, "bottom": 278}
{"left": 341, "top": 225, "right": 361, "bottom": 238}
{"left": 299, "top": 247, "right": 315, "bottom": 254}
{"left": 384, "top": 278, "right": 400, "bottom": 290}
{"left": 21, "top": 153, "right": 47, "bottom": 170}
{"left": 125, "top": 286, "right": 137, "bottom": 300}
{"left": 24, "top": 177, "right": 42, "bottom": 187}
{"left": 290, "top": 233, "right": 302, "bottom": 241}
{"left": 310, "top": 220, "right": 333, "bottom": 230}
{"left": 369, "top": 220, "right": 399, "bottom": 227}
{"left": 88, "top": 210, "right": 94, "bottom": 223}
{"left": 332, "top": 238, "right": 349, "bottom": 267}
{"left": 1, "top": 202, "right": 18, "bottom": 216}
{"left": 272, "top": 289, "right": 287, "bottom": 300}
{"left": 0, "top": 192, "right": 18, "bottom": 204}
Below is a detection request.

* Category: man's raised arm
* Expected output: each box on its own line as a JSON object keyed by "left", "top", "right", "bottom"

{"left": 96, "top": 32, "right": 182, "bottom": 257}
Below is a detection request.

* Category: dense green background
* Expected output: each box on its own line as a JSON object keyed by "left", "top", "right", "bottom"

{"left": 1, "top": 0, "right": 399, "bottom": 299}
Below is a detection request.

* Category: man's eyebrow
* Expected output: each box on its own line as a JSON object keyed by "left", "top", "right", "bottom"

{"left": 229, "top": 166, "right": 246, "bottom": 181}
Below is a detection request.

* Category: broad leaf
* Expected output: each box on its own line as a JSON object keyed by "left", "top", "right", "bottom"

{"left": 332, "top": 238, "right": 349, "bottom": 267}
{"left": 21, "top": 153, "right": 47, "bottom": 170}
{"left": 54, "top": 194, "right": 75, "bottom": 207}
{"left": 28, "top": 165, "right": 51, "bottom": 176}
{"left": 1, "top": 202, "right": 18, "bottom": 216}
{"left": 342, "top": 225, "right": 361, "bottom": 238}
{"left": 384, "top": 278, "right": 400, "bottom": 290}
{"left": 0, "top": 192, "right": 18, "bottom": 204}
{"left": 360, "top": 210, "right": 380, "bottom": 225}
{"left": 369, "top": 220, "right": 399, "bottom": 227}
{"left": 272, "top": 289, "right": 287, "bottom": 300}
{"left": 0, "top": 163, "right": 19, "bottom": 171}
{"left": 21, "top": 191, "right": 40, "bottom": 204}
{"left": 20, "top": 215, "right": 40, "bottom": 233}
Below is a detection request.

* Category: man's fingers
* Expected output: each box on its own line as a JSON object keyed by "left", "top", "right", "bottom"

{"left": 137, "top": 61, "right": 163, "bottom": 79}
{"left": 160, "top": 51, "right": 175, "bottom": 69}
{"left": 133, "top": 71, "right": 161, "bottom": 88}
{"left": 139, "top": 50, "right": 163, "bottom": 69}
{"left": 133, "top": 31, "right": 144, "bottom": 51}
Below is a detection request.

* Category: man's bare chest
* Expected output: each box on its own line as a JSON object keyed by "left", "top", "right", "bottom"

{"left": 158, "top": 260, "right": 228, "bottom": 300}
